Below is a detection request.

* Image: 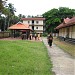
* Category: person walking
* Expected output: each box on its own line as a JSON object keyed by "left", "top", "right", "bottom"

{"left": 34, "top": 34, "right": 37, "bottom": 40}
{"left": 37, "top": 33, "right": 40, "bottom": 40}
{"left": 48, "top": 33, "right": 53, "bottom": 47}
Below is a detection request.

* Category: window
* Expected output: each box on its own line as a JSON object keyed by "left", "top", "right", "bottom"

{"left": 32, "top": 20, "right": 34, "bottom": 23}
{"left": 32, "top": 26, "right": 34, "bottom": 30}
{"left": 28, "top": 21, "right": 30, "bottom": 24}
{"left": 36, "top": 21, "right": 39, "bottom": 24}
{"left": 36, "top": 27, "right": 38, "bottom": 29}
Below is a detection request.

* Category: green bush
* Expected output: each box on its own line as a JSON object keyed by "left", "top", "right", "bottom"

{"left": 42, "top": 33, "right": 48, "bottom": 37}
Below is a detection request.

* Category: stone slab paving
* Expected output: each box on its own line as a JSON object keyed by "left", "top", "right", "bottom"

{"left": 42, "top": 37, "right": 75, "bottom": 75}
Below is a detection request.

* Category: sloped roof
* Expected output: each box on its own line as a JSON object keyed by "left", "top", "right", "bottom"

{"left": 63, "top": 17, "right": 70, "bottom": 23}
{"left": 55, "top": 17, "right": 71, "bottom": 29}
{"left": 55, "top": 23, "right": 64, "bottom": 29}
{"left": 8, "top": 22, "right": 32, "bottom": 30}
{"left": 65, "top": 17, "right": 75, "bottom": 26}
{"left": 21, "top": 18, "right": 45, "bottom": 20}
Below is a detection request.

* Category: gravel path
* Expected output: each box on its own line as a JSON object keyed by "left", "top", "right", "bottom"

{"left": 42, "top": 37, "right": 75, "bottom": 75}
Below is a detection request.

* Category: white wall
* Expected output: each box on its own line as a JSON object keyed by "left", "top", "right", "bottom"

{"left": 23, "top": 21, "right": 28, "bottom": 24}
{"left": 34, "top": 20, "right": 43, "bottom": 25}
{"left": 23, "top": 20, "right": 44, "bottom": 33}
{"left": 59, "top": 29, "right": 61, "bottom": 36}
{"left": 69, "top": 26, "right": 72, "bottom": 38}
{"left": 62, "top": 28, "right": 64, "bottom": 37}
{"left": 34, "top": 26, "right": 43, "bottom": 30}
{"left": 72, "top": 25, "right": 75, "bottom": 38}
{"left": 23, "top": 20, "right": 33, "bottom": 25}
{"left": 59, "top": 28, "right": 67, "bottom": 37}
{"left": 59, "top": 26, "right": 75, "bottom": 39}
{"left": 23, "top": 20, "right": 43, "bottom": 25}
{"left": 29, "top": 26, "right": 32, "bottom": 29}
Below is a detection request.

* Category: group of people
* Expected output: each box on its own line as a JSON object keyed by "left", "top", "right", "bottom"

{"left": 29, "top": 33, "right": 40, "bottom": 40}
{"left": 21, "top": 32, "right": 53, "bottom": 46}
{"left": 47, "top": 33, "right": 53, "bottom": 47}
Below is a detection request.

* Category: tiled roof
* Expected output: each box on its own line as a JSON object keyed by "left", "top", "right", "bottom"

{"left": 55, "top": 17, "right": 75, "bottom": 29}
{"left": 64, "top": 17, "right": 70, "bottom": 23}
{"left": 8, "top": 22, "right": 31, "bottom": 30}
{"left": 21, "top": 18, "right": 45, "bottom": 20}
{"left": 55, "top": 23, "right": 64, "bottom": 29}
{"left": 65, "top": 17, "right": 75, "bottom": 26}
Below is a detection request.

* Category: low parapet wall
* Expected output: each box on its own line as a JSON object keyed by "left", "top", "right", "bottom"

{"left": 0, "top": 32, "right": 10, "bottom": 38}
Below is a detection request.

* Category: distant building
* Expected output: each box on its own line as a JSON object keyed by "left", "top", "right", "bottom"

{"left": 21, "top": 17, "right": 45, "bottom": 34}
{"left": 8, "top": 22, "right": 32, "bottom": 39}
{"left": 55, "top": 17, "right": 71, "bottom": 38}
{"left": 55, "top": 17, "right": 75, "bottom": 43}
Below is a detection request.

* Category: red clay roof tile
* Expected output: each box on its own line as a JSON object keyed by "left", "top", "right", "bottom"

{"left": 8, "top": 22, "right": 32, "bottom": 30}
{"left": 55, "top": 17, "right": 73, "bottom": 29}
{"left": 65, "top": 17, "right": 75, "bottom": 26}
{"left": 64, "top": 17, "right": 70, "bottom": 23}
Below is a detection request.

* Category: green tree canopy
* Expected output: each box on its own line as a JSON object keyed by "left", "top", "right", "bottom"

{"left": 42, "top": 7, "right": 75, "bottom": 33}
{"left": 0, "top": 0, "right": 7, "bottom": 14}
{"left": 0, "top": 2, "right": 17, "bottom": 31}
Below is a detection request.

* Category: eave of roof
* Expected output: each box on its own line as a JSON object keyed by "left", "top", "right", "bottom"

{"left": 65, "top": 17, "right": 75, "bottom": 26}
{"left": 21, "top": 18, "right": 45, "bottom": 20}
{"left": 55, "top": 23, "right": 65, "bottom": 29}
{"left": 55, "top": 17, "right": 75, "bottom": 29}
{"left": 8, "top": 23, "right": 32, "bottom": 30}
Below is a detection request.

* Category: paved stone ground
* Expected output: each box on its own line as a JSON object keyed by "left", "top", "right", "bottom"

{"left": 42, "top": 37, "right": 75, "bottom": 75}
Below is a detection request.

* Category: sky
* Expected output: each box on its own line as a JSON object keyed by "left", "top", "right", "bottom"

{"left": 7, "top": 0, "right": 75, "bottom": 16}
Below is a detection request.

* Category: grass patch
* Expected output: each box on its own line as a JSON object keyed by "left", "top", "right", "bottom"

{"left": 53, "top": 37, "right": 75, "bottom": 57}
{"left": 0, "top": 40, "right": 53, "bottom": 75}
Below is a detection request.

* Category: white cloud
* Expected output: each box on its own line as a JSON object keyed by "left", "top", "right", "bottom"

{"left": 7, "top": 0, "right": 75, "bottom": 16}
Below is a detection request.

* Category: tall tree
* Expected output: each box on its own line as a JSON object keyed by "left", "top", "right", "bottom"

{"left": 8, "top": 3, "right": 16, "bottom": 15}
{"left": 18, "top": 14, "right": 26, "bottom": 22}
{"left": 10, "top": 15, "right": 19, "bottom": 24}
{"left": 42, "top": 7, "right": 75, "bottom": 33}
{"left": 0, "top": 0, "right": 7, "bottom": 14}
{"left": 7, "top": 3, "right": 16, "bottom": 27}
{"left": 18, "top": 14, "right": 23, "bottom": 21}
{"left": 0, "top": 3, "right": 16, "bottom": 31}
{"left": 0, "top": 0, "right": 7, "bottom": 31}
